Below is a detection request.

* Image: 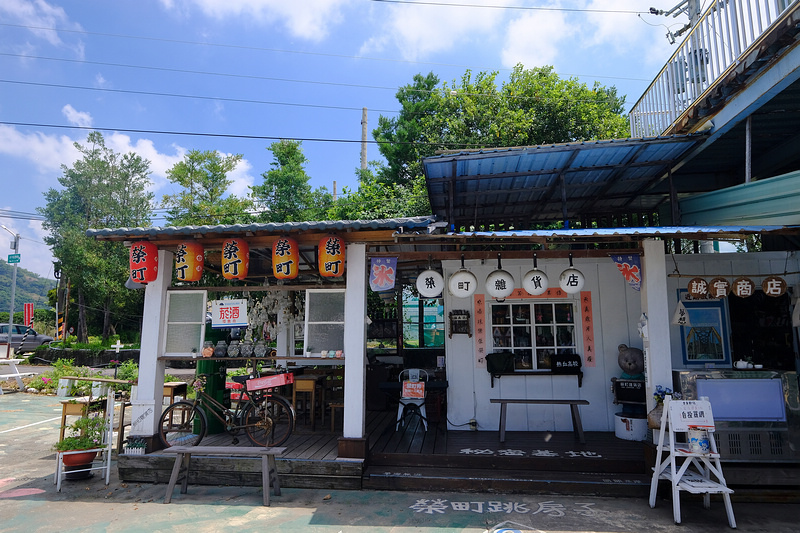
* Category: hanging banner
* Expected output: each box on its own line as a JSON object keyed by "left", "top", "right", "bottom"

{"left": 318, "top": 235, "right": 345, "bottom": 277}
{"left": 210, "top": 299, "right": 248, "bottom": 328}
{"left": 222, "top": 239, "right": 249, "bottom": 280}
{"left": 610, "top": 254, "right": 641, "bottom": 291}
{"left": 580, "top": 291, "right": 596, "bottom": 367}
{"left": 175, "top": 241, "right": 204, "bottom": 282}
{"left": 272, "top": 237, "right": 299, "bottom": 279}
{"left": 129, "top": 241, "right": 159, "bottom": 283}
{"left": 370, "top": 257, "right": 397, "bottom": 292}
{"left": 672, "top": 300, "right": 691, "bottom": 326}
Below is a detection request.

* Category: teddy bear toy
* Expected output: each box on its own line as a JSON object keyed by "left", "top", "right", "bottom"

{"left": 617, "top": 343, "right": 645, "bottom": 380}
{"left": 614, "top": 344, "right": 646, "bottom": 414}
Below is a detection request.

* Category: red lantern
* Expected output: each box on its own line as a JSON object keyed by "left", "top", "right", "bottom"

{"left": 175, "top": 241, "right": 204, "bottom": 282}
{"left": 272, "top": 237, "right": 299, "bottom": 279}
{"left": 129, "top": 241, "right": 158, "bottom": 283}
{"left": 221, "top": 239, "right": 249, "bottom": 280}
{"left": 318, "top": 235, "right": 345, "bottom": 277}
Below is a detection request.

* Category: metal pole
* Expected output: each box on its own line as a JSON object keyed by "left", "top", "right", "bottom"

{"left": 2, "top": 226, "right": 18, "bottom": 358}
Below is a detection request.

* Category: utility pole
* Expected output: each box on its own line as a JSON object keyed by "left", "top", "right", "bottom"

{"left": 361, "top": 107, "right": 368, "bottom": 171}
{"left": 2, "top": 225, "right": 19, "bottom": 358}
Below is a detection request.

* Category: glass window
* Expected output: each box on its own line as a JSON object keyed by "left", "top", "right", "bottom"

{"left": 402, "top": 287, "right": 444, "bottom": 348}
{"left": 490, "top": 301, "right": 576, "bottom": 371}
{"left": 304, "top": 289, "right": 346, "bottom": 354}
{"left": 164, "top": 290, "right": 207, "bottom": 356}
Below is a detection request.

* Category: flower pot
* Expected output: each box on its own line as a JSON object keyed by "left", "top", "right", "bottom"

{"left": 647, "top": 404, "right": 664, "bottom": 429}
{"left": 61, "top": 450, "right": 98, "bottom": 467}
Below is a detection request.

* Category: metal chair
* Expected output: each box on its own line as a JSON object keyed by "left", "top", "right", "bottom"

{"left": 396, "top": 368, "right": 429, "bottom": 431}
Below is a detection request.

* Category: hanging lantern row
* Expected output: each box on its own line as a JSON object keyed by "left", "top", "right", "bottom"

{"left": 131, "top": 235, "right": 347, "bottom": 284}
{"left": 416, "top": 253, "right": 586, "bottom": 299}
{"left": 688, "top": 275, "right": 787, "bottom": 299}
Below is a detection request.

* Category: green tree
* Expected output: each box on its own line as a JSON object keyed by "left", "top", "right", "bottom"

{"left": 374, "top": 65, "right": 630, "bottom": 186}
{"left": 161, "top": 149, "right": 250, "bottom": 225}
{"left": 252, "top": 140, "right": 318, "bottom": 222}
{"left": 39, "top": 132, "right": 154, "bottom": 342}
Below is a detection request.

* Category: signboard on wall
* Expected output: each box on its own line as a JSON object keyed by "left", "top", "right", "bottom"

{"left": 210, "top": 299, "right": 248, "bottom": 328}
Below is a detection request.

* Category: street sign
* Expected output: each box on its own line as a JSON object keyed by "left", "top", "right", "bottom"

{"left": 8, "top": 254, "right": 20, "bottom": 263}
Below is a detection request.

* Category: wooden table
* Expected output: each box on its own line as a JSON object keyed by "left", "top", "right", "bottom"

{"left": 163, "top": 382, "right": 188, "bottom": 404}
{"left": 293, "top": 374, "right": 326, "bottom": 430}
{"left": 490, "top": 398, "right": 590, "bottom": 444}
{"left": 0, "top": 359, "right": 34, "bottom": 393}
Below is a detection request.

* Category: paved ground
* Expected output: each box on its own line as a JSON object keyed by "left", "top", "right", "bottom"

{"left": 2, "top": 370, "right": 800, "bottom": 532}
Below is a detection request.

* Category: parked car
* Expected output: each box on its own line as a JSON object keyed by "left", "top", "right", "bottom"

{"left": 0, "top": 324, "right": 54, "bottom": 354}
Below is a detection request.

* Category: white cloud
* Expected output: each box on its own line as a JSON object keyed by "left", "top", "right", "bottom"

{"left": 61, "top": 104, "right": 93, "bottom": 128}
{"left": 500, "top": 9, "right": 574, "bottom": 69}
{"left": 0, "top": 124, "right": 80, "bottom": 174}
{"left": 159, "top": 0, "right": 350, "bottom": 41}
{"left": 360, "top": 0, "right": 507, "bottom": 61}
{"left": 226, "top": 157, "right": 255, "bottom": 197}
{"left": 104, "top": 133, "right": 186, "bottom": 193}
{"left": 1, "top": 0, "right": 84, "bottom": 55}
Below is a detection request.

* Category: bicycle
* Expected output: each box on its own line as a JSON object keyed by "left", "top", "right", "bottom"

{"left": 158, "top": 368, "right": 296, "bottom": 448}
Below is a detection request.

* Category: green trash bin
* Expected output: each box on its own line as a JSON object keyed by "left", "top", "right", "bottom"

{"left": 195, "top": 359, "right": 229, "bottom": 434}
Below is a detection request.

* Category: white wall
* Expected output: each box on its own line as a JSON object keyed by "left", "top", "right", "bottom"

{"left": 441, "top": 250, "right": 799, "bottom": 433}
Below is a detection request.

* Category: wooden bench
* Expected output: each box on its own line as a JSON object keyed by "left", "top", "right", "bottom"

{"left": 490, "top": 398, "right": 590, "bottom": 444}
{"left": 0, "top": 359, "right": 34, "bottom": 393}
{"left": 162, "top": 446, "right": 286, "bottom": 506}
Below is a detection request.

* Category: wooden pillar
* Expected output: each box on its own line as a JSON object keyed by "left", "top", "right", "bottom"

{"left": 641, "top": 239, "right": 673, "bottom": 410}
{"left": 130, "top": 249, "right": 172, "bottom": 442}
{"left": 340, "top": 243, "right": 368, "bottom": 458}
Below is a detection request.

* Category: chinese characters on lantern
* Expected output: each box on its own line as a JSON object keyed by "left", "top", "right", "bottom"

{"left": 318, "top": 235, "right": 345, "bottom": 277}
{"left": 221, "top": 239, "right": 249, "bottom": 280}
{"left": 174, "top": 241, "right": 204, "bottom": 282}
{"left": 129, "top": 241, "right": 158, "bottom": 283}
{"left": 273, "top": 237, "right": 299, "bottom": 279}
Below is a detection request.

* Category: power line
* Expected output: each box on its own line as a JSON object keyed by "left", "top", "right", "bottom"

{"left": 0, "top": 79, "right": 399, "bottom": 114}
{"left": 370, "top": 0, "right": 646, "bottom": 14}
{"left": 0, "top": 120, "right": 501, "bottom": 147}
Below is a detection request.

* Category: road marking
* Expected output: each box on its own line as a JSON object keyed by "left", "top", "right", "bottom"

{"left": 0, "top": 416, "right": 60, "bottom": 434}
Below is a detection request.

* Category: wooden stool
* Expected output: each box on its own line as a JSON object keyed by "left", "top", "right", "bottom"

{"left": 330, "top": 403, "right": 344, "bottom": 432}
{"left": 292, "top": 375, "right": 324, "bottom": 430}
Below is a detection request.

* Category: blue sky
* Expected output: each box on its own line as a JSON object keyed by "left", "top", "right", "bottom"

{"left": 0, "top": 0, "right": 689, "bottom": 278}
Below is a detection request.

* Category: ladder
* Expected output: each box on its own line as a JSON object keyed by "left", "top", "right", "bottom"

{"left": 649, "top": 395, "right": 736, "bottom": 528}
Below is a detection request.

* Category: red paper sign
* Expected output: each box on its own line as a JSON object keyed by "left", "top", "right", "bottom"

{"left": 402, "top": 380, "right": 425, "bottom": 398}
{"left": 246, "top": 373, "right": 295, "bottom": 392}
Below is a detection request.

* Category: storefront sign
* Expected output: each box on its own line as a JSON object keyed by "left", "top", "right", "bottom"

{"left": 318, "top": 235, "right": 345, "bottom": 277}
{"left": 522, "top": 267, "right": 549, "bottom": 296}
{"left": 731, "top": 276, "right": 755, "bottom": 298}
{"left": 708, "top": 277, "right": 730, "bottom": 298}
{"left": 370, "top": 257, "right": 397, "bottom": 291}
{"left": 610, "top": 254, "right": 641, "bottom": 291}
{"left": 687, "top": 277, "right": 708, "bottom": 299}
{"left": 221, "top": 238, "right": 249, "bottom": 280}
{"left": 762, "top": 275, "right": 787, "bottom": 297}
{"left": 210, "top": 299, "right": 248, "bottom": 328}
{"left": 174, "top": 241, "right": 204, "bottom": 282}
{"left": 402, "top": 380, "right": 425, "bottom": 398}
{"left": 272, "top": 237, "right": 299, "bottom": 279}
{"left": 129, "top": 241, "right": 158, "bottom": 283}
{"left": 449, "top": 269, "right": 478, "bottom": 298}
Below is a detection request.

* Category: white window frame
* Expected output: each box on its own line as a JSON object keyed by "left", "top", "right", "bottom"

{"left": 303, "top": 289, "right": 345, "bottom": 357}
{"left": 163, "top": 290, "right": 207, "bottom": 357}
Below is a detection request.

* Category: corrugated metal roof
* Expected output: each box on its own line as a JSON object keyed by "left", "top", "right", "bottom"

{"left": 87, "top": 216, "right": 437, "bottom": 241}
{"left": 422, "top": 135, "right": 708, "bottom": 229}
{"left": 448, "top": 225, "right": 793, "bottom": 239}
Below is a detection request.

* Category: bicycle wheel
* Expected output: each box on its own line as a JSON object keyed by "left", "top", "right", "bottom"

{"left": 158, "top": 400, "right": 207, "bottom": 447}
{"left": 242, "top": 395, "right": 294, "bottom": 447}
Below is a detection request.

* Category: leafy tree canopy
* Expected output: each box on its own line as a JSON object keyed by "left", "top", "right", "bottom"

{"left": 162, "top": 149, "right": 250, "bottom": 226}
{"left": 38, "top": 131, "right": 154, "bottom": 341}
{"left": 373, "top": 64, "right": 630, "bottom": 186}
{"left": 252, "top": 140, "right": 319, "bottom": 223}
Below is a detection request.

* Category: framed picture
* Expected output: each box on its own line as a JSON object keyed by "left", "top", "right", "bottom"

{"left": 678, "top": 290, "right": 730, "bottom": 366}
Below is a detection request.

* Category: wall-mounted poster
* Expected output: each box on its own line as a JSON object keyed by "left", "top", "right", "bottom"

{"left": 678, "top": 290, "right": 730, "bottom": 366}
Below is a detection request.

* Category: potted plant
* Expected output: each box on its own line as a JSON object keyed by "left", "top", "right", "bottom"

{"left": 54, "top": 410, "right": 109, "bottom": 466}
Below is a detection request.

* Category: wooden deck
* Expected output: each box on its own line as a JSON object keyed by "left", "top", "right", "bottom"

{"left": 117, "top": 407, "right": 652, "bottom": 495}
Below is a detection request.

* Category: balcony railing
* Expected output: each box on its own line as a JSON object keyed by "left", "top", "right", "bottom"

{"left": 629, "top": 0, "right": 799, "bottom": 137}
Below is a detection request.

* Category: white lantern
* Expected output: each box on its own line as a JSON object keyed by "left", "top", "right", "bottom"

{"left": 522, "top": 253, "right": 549, "bottom": 296}
{"left": 485, "top": 253, "right": 515, "bottom": 299}
{"left": 559, "top": 253, "right": 585, "bottom": 294}
{"left": 449, "top": 269, "right": 478, "bottom": 298}
{"left": 416, "top": 269, "right": 444, "bottom": 298}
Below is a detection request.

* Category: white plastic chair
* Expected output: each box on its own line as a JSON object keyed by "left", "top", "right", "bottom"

{"left": 396, "top": 368, "right": 429, "bottom": 431}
